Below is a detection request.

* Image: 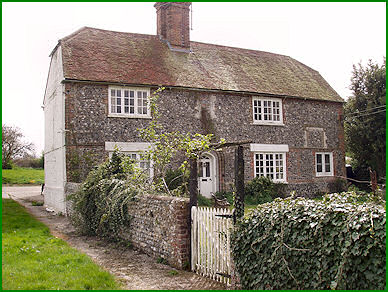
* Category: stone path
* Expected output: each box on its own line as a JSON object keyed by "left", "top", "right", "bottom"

{"left": 2, "top": 185, "right": 42, "bottom": 199}
{"left": 2, "top": 185, "right": 227, "bottom": 290}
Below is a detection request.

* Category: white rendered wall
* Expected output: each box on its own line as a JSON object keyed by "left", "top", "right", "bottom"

{"left": 43, "top": 46, "right": 66, "bottom": 213}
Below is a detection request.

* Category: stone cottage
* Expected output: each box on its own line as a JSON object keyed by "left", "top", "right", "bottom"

{"left": 43, "top": 2, "right": 345, "bottom": 213}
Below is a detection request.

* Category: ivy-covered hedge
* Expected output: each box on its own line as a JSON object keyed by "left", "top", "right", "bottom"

{"left": 231, "top": 192, "right": 386, "bottom": 290}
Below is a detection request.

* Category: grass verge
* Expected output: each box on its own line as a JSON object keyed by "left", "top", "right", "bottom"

{"left": 2, "top": 167, "right": 44, "bottom": 185}
{"left": 2, "top": 199, "right": 120, "bottom": 290}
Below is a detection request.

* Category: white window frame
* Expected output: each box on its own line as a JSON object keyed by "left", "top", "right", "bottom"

{"left": 252, "top": 96, "right": 284, "bottom": 125}
{"left": 108, "top": 86, "right": 151, "bottom": 119}
{"left": 105, "top": 142, "right": 153, "bottom": 177}
{"left": 124, "top": 152, "right": 153, "bottom": 176}
{"left": 315, "top": 152, "right": 334, "bottom": 177}
{"left": 250, "top": 144, "right": 288, "bottom": 183}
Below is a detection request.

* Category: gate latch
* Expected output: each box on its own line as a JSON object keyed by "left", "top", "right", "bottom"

{"left": 215, "top": 211, "right": 236, "bottom": 224}
{"left": 216, "top": 272, "right": 231, "bottom": 279}
{"left": 214, "top": 214, "right": 233, "bottom": 218}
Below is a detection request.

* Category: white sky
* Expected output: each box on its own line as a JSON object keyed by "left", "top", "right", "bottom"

{"left": 2, "top": 2, "right": 386, "bottom": 155}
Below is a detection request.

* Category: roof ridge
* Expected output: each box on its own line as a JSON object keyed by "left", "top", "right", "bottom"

{"left": 62, "top": 26, "right": 290, "bottom": 59}
{"left": 58, "top": 26, "right": 317, "bottom": 75}
{"left": 50, "top": 26, "right": 89, "bottom": 56}
{"left": 60, "top": 26, "right": 89, "bottom": 42}
{"left": 191, "top": 40, "right": 290, "bottom": 59}
{"left": 191, "top": 40, "right": 321, "bottom": 76}
{"left": 74, "top": 26, "right": 158, "bottom": 39}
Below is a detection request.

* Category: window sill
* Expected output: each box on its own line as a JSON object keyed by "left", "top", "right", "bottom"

{"left": 315, "top": 174, "right": 334, "bottom": 177}
{"left": 108, "top": 114, "right": 152, "bottom": 119}
{"left": 251, "top": 122, "right": 285, "bottom": 126}
{"left": 274, "top": 180, "right": 288, "bottom": 184}
{"left": 255, "top": 177, "right": 288, "bottom": 184}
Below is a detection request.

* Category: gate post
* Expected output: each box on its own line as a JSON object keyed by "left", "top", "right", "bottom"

{"left": 189, "top": 157, "right": 198, "bottom": 208}
{"left": 188, "top": 157, "right": 198, "bottom": 270}
{"left": 230, "top": 145, "right": 245, "bottom": 289}
{"left": 234, "top": 145, "right": 245, "bottom": 221}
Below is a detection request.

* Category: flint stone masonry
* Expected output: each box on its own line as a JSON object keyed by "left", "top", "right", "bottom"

{"left": 121, "top": 194, "right": 190, "bottom": 269}
{"left": 64, "top": 82, "right": 346, "bottom": 196}
{"left": 64, "top": 182, "right": 80, "bottom": 215}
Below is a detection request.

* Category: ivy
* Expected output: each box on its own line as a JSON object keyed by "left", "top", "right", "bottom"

{"left": 67, "top": 150, "right": 158, "bottom": 240}
{"left": 231, "top": 191, "right": 386, "bottom": 290}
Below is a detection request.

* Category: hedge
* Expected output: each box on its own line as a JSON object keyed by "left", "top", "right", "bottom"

{"left": 231, "top": 192, "right": 386, "bottom": 290}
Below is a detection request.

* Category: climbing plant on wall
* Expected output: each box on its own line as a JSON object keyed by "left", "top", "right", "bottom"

{"left": 138, "top": 87, "right": 224, "bottom": 196}
{"left": 68, "top": 149, "right": 158, "bottom": 239}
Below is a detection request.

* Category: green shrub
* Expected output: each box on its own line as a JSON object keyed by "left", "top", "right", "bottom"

{"left": 231, "top": 191, "right": 386, "bottom": 290}
{"left": 164, "top": 168, "right": 187, "bottom": 191}
{"left": 14, "top": 157, "right": 43, "bottom": 169}
{"left": 2, "top": 160, "right": 13, "bottom": 169}
{"left": 68, "top": 150, "right": 156, "bottom": 240}
{"left": 197, "top": 194, "right": 213, "bottom": 207}
{"left": 244, "top": 176, "right": 285, "bottom": 205}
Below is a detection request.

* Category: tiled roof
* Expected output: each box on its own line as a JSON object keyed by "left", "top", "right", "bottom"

{"left": 60, "top": 27, "right": 343, "bottom": 102}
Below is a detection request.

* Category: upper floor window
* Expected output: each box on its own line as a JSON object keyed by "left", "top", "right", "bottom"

{"left": 109, "top": 86, "right": 150, "bottom": 118}
{"left": 252, "top": 97, "right": 283, "bottom": 125}
{"left": 315, "top": 152, "right": 333, "bottom": 177}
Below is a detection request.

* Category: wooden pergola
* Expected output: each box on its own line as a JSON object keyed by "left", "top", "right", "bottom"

{"left": 188, "top": 140, "right": 252, "bottom": 222}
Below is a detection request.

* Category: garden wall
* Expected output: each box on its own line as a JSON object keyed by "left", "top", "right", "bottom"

{"left": 122, "top": 194, "right": 190, "bottom": 269}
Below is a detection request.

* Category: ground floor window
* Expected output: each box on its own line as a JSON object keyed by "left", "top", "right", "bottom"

{"left": 250, "top": 144, "right": 289, "bottom": 183}
{"left": 105, "top": 142, "right": 153, "bottom": 177}
{"left": 315, "top": 152, "right": 333, "bottom": 176}
{"left": 125, "top": 152, "right": 152, "bottom": 176}
{"left": 254, "top": 152, "right": 287, "bottom": 182}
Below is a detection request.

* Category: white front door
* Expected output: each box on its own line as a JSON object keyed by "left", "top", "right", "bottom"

{"left": 198, "top": 154, "right": 216, "bottom": 198}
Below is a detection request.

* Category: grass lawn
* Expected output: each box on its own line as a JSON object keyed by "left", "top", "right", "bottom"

{"left": 2, "top": 199, "right": 120, "bottom": 290}
{"left": 2, "top": 167, "right": 44, "bottom": 185}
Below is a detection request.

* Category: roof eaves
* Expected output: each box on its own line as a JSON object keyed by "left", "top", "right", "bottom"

{"left": 62, "top": 78, "right": 344, "bottom": 103}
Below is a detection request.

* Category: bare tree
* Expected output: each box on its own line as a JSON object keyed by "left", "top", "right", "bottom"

{"left": 2, "top": 125, "right": 35, "bottom": 169}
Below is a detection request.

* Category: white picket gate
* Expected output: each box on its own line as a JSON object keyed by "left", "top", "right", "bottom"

{"left": 191, "top": 206, "right": 233, "bottom": 285}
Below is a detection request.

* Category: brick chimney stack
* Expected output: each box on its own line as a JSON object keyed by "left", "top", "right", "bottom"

{"left": 154, "top": 2, "right": 192, "bottom": 51}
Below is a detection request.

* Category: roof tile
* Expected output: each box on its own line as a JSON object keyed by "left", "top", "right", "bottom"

{"left": 60, "top": 27, "right": 343, "bottom": 102}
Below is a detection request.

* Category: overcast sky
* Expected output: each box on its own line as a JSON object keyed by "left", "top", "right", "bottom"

{"left": 2, "top": 2, "right": 386, "bottom": 155}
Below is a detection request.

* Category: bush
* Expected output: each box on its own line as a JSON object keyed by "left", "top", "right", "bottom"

{"left": 244, "top": 176, "right": 285, "bottom": 205}
{"left": 68, "top": 150, "right": 156, "bottom": 240}
{"left": 164, "top": 168, "right": 187, "bottom": 191}
{"left": 2, "top": 160, "right": 13, "bottom": 169}
{"left": 231, "top": 191, "right": 386, "bottom": 290}
{"left": 197, "top": 193, "right": 213, "bottom": 207}
{"left": 14, "top": 157, "right": 42, "bottom": 169}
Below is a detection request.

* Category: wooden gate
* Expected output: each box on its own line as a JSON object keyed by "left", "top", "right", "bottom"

{"left": 191, "top": 206, "right": 233, "bottom": 285}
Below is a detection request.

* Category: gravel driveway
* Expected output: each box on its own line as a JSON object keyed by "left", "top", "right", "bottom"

{"left": 2, "top": 185, "right": 227, "bottom": 290}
